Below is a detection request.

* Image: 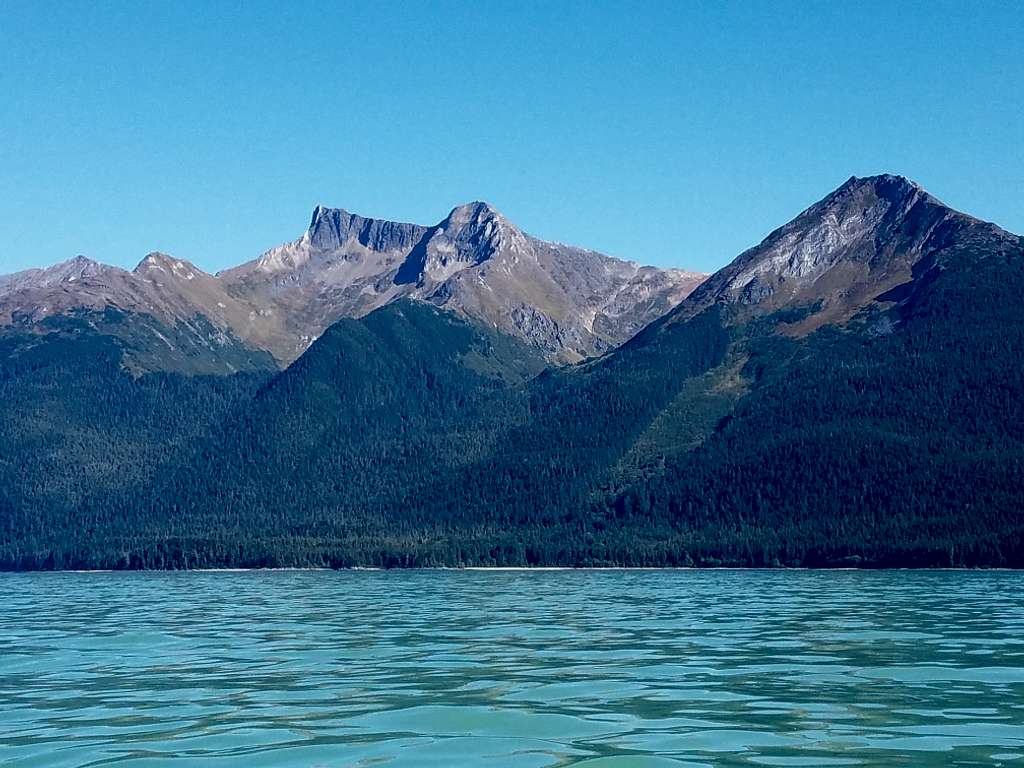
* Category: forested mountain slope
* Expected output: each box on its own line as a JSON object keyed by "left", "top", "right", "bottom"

{"left": 0, "top": 325, "right": 269, "bottom": 566}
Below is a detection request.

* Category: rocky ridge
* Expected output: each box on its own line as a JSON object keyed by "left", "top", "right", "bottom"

{"left": 0, "top": 203, "right": 706, "bottom": 368}
{"left": 219, "top": 201, "right": 706, "bottom": 363}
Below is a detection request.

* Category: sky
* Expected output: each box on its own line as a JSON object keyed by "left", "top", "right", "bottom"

{"left": 1, "top": 1, "right": 1022, "bottom": 275}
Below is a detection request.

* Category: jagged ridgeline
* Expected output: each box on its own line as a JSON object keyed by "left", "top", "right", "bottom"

{"left": 0, "top": 203, "right": 705, "bottom": 370}
{"left": 1, "top": 175, "right": 1022, "bottom": 569}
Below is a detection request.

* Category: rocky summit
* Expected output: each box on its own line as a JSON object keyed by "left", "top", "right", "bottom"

{"left": 648, "top": 174, "right": 1021, "bottom": 336}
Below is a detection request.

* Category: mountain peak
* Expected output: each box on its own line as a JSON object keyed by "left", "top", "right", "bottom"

{"left": 51, "top": 255, "right": 108, "bottom": 279}
{"left": 308, "top": 203, "right": 348, "bottom": 231}
{"left": 668, "top": 172, "right": 1009, "bottom": 330}
{"left": 135, "top": 251, "right": 173, "bottom": 268}
{"left": 412, "top": 201, "right": 528, "bottom": 283}
{"left": 134, "top": 252, "right": 206, "bottom": 281}
{"left": 444, "top": 201, "right": 502, "bottom": 224}
{"left": 437, "top": 201, "right": 523, "bottom": 244}
{"left": 66, "top": 254, "right": 100, "bottom": 267}
{"left": 817, "top": 174, "right": 931, "bottom": 213}
{"left": 307, "top": 204, "right": 349, "bottom": 238}
{"left": 0, "top": 255, "right": 115, "bottom": 300}
{"left": 842, "top": 173, "right": 920, "bottom": 190}
{"left": 304, "top": 205, "right": 428, "bottom": 255}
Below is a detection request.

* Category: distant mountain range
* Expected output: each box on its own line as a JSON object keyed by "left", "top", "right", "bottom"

{"left": 2, "top": 174, "right": 1022, "bottom": 569}
{"left": 0, "top": 203, "right": 705, "bottom": 371}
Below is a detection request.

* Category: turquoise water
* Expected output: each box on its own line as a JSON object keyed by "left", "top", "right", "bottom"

{"left": 1, "top": 570, "right": 1022, "bottom": 767}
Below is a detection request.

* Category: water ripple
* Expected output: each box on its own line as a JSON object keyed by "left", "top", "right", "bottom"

{"left": 1, "top": 570, "right": 1022, "bottom": 766}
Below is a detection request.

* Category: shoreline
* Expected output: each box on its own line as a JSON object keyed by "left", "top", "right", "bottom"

{"left": 2, "top": 566, "right": 1019, "bottom": 574}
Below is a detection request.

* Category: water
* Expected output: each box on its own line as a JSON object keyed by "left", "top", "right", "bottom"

{"left": 1, "top": 571, "right": 1022, "bottom": 767}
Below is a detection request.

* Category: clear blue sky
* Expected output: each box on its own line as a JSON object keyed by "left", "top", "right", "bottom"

{"left": 1, "top": 1, "right": 1021, "bottom": 275}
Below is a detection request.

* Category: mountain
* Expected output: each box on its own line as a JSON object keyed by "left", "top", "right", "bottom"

{"left": 0, "top": 254, "right": 275, "bottom": 374}
{"left": 1, "top": 174, "right": 1022, "bottom": 569}
{"left": 0, "top": 325, "right": 269, "bottom": 523}
{"left": 659, "top": 174, "right": 1019, "bottom": 329}
{"left": 0, "top": 204, "right": 705, "bottom": 371}
{"left": 219, "top": 201, "right": 705, "bottom": 363}
{"left": 0, "top": 255, "right": 116, "bottom": 296}
{"left": 0, "top": 300, "right": 543, "bottom": 569}
{"left": 601, "top": 174, "right": 1024, "bottom": 564}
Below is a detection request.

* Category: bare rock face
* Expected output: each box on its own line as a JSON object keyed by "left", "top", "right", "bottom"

{"left": 0, "top": 203, "right": 706, "bottom": 369}
{"left": 417, "top": 202, "right": 527, "bottom": 284}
